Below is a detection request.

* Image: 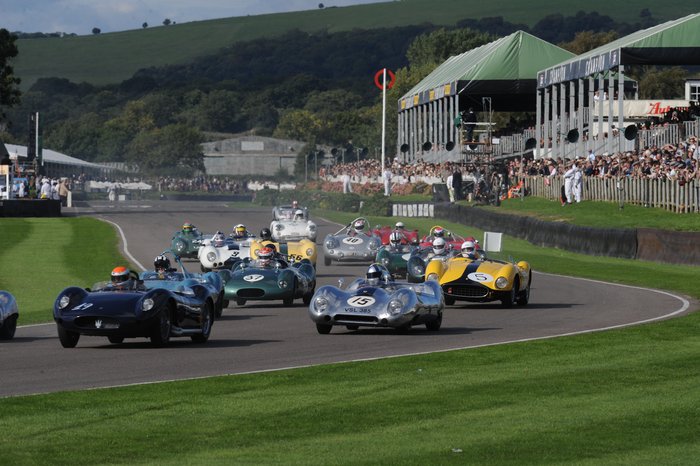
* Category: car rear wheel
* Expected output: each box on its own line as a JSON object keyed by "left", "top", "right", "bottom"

{"left": 0, "top": 315, "right": 17, "bottom": 340}
{"left": 150, "top": 308, "right": 172, "bottom": 346}
{"left": 425, "top": 313, "right": 442, "bottom": 331}
{"left": 108, "top": 336, "right": 124, "bottom": 344}
{"left": 191, "top": 302, "right": 213, "bottom": 343}
{"left": 57, "top": 325, "right": 80, "bottom": 348}
{"left": 316, "top": 323, "right": 332, "bottom": 334}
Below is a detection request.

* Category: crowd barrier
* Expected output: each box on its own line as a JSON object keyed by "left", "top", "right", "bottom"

{"left": 0, "top": 199, "right": 62, "bottom": 217}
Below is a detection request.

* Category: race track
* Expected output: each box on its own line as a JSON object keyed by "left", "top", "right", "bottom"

{"left": 1, "top": 200, "right": 692, "bottom": 398}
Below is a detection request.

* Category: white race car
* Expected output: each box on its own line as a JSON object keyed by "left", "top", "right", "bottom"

{"left": 197, "top": 232, "right": 252, "bottom": 271}
{"left": 271, "top": 205, "right": 317, "bottom": 242}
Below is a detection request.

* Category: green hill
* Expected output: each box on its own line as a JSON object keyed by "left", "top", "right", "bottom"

{"left": 12, "top": 0, "right": 699, "bottom": 90}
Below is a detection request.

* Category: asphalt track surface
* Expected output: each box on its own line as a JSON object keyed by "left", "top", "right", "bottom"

{"left": 2, "top": 200, "right": 694, "bottom": 398}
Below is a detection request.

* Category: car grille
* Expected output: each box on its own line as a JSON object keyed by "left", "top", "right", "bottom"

{"left": 334, "top": 314, "right": 378, "bottom": 323}
{"left": 237, "top": 289, "right": 265, "bottom": 298}
{"left": 74, "top": 316, "right": 121, "bottom": 329}
{"left": 444, "top": 284, "right": 489, "bottom": 299}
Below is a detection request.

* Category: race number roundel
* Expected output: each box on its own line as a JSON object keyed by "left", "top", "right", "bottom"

{"left": 467, "top": 272, "right": 493, "bottom": 283}
{"left": 374, "top": 69, "right": 396, "bottom": 90}
{"left": 342, "top": 237, "right": 364, "bottom": 245}
{"left": 243, "top": 274, "right": 264, "bottom": 282}
{"left": 346, "top": 296, "right": 376, "bottom": 307}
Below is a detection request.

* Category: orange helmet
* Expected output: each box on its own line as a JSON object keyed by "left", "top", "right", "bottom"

{"left": 111, "top": 266, "right": 130, "bottom": 286}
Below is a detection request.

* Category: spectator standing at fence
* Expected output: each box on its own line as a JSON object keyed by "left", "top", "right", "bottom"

{"left": 58, "top": 179, "right": 70, "bottom": 207}
{"left": 383, "top": 166, "right": 393, "bottom": 196}
{"left": 39, "top": 178, "right": 51, "bottom": 199}
{"left": 464, "top": 108, "right": 477, "bottom": 142}
{"left": 341, "top": 172, "right": 352, "bottom": 194}
{"left": 452, "top": 166, "right": 463, "bottom": 201}
{"left": 573, "top": 161, "right": 583, "bottom": 203}
{"left": 446, "top": 171, "right": 455, "bottom": 202}
{"left": 563, "top": 162, "right": 575, "bottom": 204}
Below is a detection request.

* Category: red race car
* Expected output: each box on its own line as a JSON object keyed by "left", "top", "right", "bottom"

{"left": 373, "top": 222, "right": 420, "bottom": 245}
{"left": 419, "top": 225, "right": 480, "bottom": 251}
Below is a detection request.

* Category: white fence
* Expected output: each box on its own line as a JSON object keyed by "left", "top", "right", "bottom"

{"left": 521, "top": 176, "right": 700, "bottom": 213}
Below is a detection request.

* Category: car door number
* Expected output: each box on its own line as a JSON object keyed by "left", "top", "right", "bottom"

{"left": 343, "top": 237, "right": 364, "bottom": 245}
{"left": 243, "top": 274, "right": 264, "bottom": 282}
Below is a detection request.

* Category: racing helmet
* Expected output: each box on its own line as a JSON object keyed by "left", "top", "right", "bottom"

{"left": 258, "top": 246, "right": 274, "bottom": 266}
{"left": 154, "top": 255, "right": 171, "bottom": 272}
{"left": 111, "top": 266, "right": 131, "bottom": 287}
{"left": 213, "top": 232, "right": 226, "bottom": 248}
{"left": 366, "top": 263, "right": 383, "bottom": 286}
{"left": 233, "top": 224, "right": 247, "bottom": 238}
{"left": 461, "top": 240, "right": 477, "bottom": 259}
{"left": 353, "top": 219, "right": 366, "bottom": 234}
{"left": 433, "top": 227, "right": 445, "bottom": 238}
{"left": 395, "top": 221, "right": 405, "bottom": 230}
{"left": 182, "top": 222, "right": 194, "bottom": 233}
{"left": 260, "top": 227, "right": 272, "bottom": 241}
{"left": 432, "top": 237, "right": 447, "bottom": 255}
{"left": 389, "top": 231, "right": 402, "bottom": 246}
{"left": 294, "top": 209, "right": 304, "bottom": 220}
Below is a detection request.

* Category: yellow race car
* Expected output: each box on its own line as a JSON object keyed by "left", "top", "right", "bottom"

{"left": 425, "top": 250, "right": 531, "bottom": 307}
{"left": 250, "top": 239, "right": 317, "bottom": 268}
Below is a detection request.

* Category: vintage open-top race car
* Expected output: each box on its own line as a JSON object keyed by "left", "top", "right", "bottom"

{"left": 223, "top": 249, "right": 316, "bottom": 306}
{"left": 406, "top": 244, "right": 460, "bottom": 283}
{"left": 53, "top": 263, "right": 218, "bottom": 348}
{"left": 425, "top": 250, "right": 531, "bottom": 307}
{"left": 372, "top": 223, "right": 420, "bottom": 245}
{"left": 375, "top": 242, "right": 420, "bottom": 278}
{"left": 322, "top": 217, "right": 382, "bottom": 266}
{"left": 250, "top": 239, "right": 317, "bottom": 268}
{"left": 419, "top": 225, "right": 479, "bottom": 250}
{"left": 308, "top": 264, "right": 444, "bottom": 334}
{"left": 170, "top": 222, "right": 205, "bottom": 259}
{"left": 0, "top": 290, "right": 19, "bottom": 340}
{"left": 270, "top": 205, "right": 317, "bottom": 242}
{"left": 197, "top": 231, "right": 252, "bottom": 271}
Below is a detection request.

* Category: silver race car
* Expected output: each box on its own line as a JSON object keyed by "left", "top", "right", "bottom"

{"left": 322, "top": 217, "right": 381, "bottom": 266}
{"left": 271, "top": 205, "right": 317, "bottom": 242}
{"left": 0, "top": 290, "right": 19, "bottom": 340}
{"left": 308, "top": 264, "right": 444, "bottom": 333}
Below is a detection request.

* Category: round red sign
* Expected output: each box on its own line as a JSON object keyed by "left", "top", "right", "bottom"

{"left": 374, "top": 69, "right": 396, "bottom": 90}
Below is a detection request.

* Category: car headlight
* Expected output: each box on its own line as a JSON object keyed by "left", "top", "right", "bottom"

{"left": 412, "top": 264, "right": 425, "bottom": 276}
{"left": 58, "top": 295, "right": 71, "bottom": 309}
{"left": 307, "top": 224, "right": 317, "bottom": 232}
{"left": 381, "top": 257, "right": 390, "bottom": 266}
{"left": 306, "top": 248, "right": 314, "bottom": 257}
{"left": 325, "top": 239, "right": 338, "bottom": 249}
{"left": 388, "top": 299, "right": 403, "bottom": 315}
{"left": 427, "top": 273, "right": 438, "bottom": 281}
{"left": 207, "top": 252, "right": 216, "bottom": 262}
{"left": 142, "top": 298, "right": 155, "bottom": 311}
{"left": 173, "top": 240, "right": 185, "bottom": 252}
{"left": 495, "top": 277, "right": 509, "bottom": 289}
{"left": 369, "top": 240, "right": 380, "bottom": 250}
{"left": 314, "top": 296, "right": 329, "bottom": 313}
{"left": 276, "top": 224, "right": 284, "bottom": 231}
{"left": 278, "top": 280, "right": 288, "bottom": 288}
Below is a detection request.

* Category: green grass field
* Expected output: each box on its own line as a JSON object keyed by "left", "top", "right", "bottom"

{"left": 14, "top": 0, "right": 698, "bottom": 89}
{"left": 1, "top": 207, "right": 700, "bottom": 463}
{"left": 0, "top": 217, "right": 126, "bottom": 324}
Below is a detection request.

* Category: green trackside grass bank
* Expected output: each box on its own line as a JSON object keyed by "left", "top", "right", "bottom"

{"left": 2, "top": 205, "right": 700, "bottom": 464}
{"left": 0, "top": 218, "right": 125, "bottom": 325}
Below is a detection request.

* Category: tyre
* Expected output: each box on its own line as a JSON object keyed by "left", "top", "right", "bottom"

{"left": 302, "top": 285, "right": 315, "bottom": 305}
{"left": 222, "top": 299, "right": 230, "bottom": 309}
{"left": 191, "top": 302, "right": 213, "bottom": 343}
{"left": 346, "top": 325, "right": 359, "bottom": 331}
{"left": 500, "top": 281, "right": 517, "bottom": 308}
{"left": 324, "top": 256, "right": 331, "bottom": 266}
{"left": 57, "top": 324, "right": 80, "bottom": 348}
{"left": 150, "top": 308, "right": 172, "bottom": 346}
{"left": 444, "top": 295, "right": 455, "bottom": 306}
{"left": 316, "top": 323, "right": 332, "bottom": 334}
{"left": 425, "top": 313, "right": 442, "bottom": 331}
{"left": 0, "top": 315, "right": 17, "bottom": 340}
{"left": 516, "top": 274, "right": 531, "bottom": 306}
{"left": 236, "top": 298, "right": 246, "bottom": 306}
{"left": 108, "top": 336, "right": 124, "bottom": 344}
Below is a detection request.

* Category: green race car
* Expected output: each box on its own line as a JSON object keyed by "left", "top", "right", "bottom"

{"left": 375, "top": 243, "right": 419, "bottom": 278}
{"left": 170, "top": 223, "right": 205, "bottom": 259}
{"left": 224, "top": 256, "right": 316, "bottom": 307}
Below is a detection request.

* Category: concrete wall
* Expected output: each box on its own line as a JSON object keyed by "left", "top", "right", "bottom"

{"left": 202, "top": 136, "right": 305, "bottom": 176}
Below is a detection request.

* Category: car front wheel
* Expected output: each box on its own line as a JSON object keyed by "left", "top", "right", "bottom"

{"left": 0, "top": 315, "right": 17, "bottom": 340}
{"left": 150, "top": 308, "right": 172, "bottom": 346}
{"left": 316, "top": 323, "right": 332, "bottom": 334}
{"left": 191, "top": 302, "right": 213, "bottom": 343}
{"left": 57, "top": 325, "right": 80, "bottom": 348}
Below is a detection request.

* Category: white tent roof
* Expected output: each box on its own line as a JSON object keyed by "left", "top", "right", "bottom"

{"left": 3, "top": 143, "right": 108, "bottom": 169}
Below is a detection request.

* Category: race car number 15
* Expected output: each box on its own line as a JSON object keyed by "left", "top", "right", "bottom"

{"left": 346, "top": 296, "right": 375, "bottom": 307}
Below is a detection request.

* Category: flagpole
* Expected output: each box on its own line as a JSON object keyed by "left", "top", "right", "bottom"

{"left": 381, "top": 68, "right": 387, "bottom": 172}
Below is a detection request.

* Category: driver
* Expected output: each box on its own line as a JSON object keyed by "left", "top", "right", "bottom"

{"left": 257, "top": 246, "right": 275, "bottom": 267}
{"left": 388, "top": 231, "right": 404, "bottom": 251}
{"left": 460, "top": 240, "right": 481, "bottom": 260}
{"left": 154, "top": 255, "right": 176, "bottom": 273}
{"left": 431, "top": 237, "right": 447, "bottom": 258}
{"left": 433, "top": 227, "right": 445, "bottom": 238}
{"left": 182, "top": 222, "right": 196, "bottom": 235}
{"left": 349, "top": 218, "right": 366, "bottom": 236}
{"left": 110, "top": 266, "right": 140, "bottom": 290}
{"left": 294, "top": 209, "right": 305, "bottom": 221}
{"left": 212, "top": 231, "right": 226, "bottom": 248}
{"left": 232, "top": 224, "right": 248, "bottom": 239}
{"left": 365, "top": 263, "right": 383, "bottom": 286}
{"left": 395, "top": 221, "right": 405, "bottom": 230}
{"left": 260, "top": 227, "right": 273, "bottom": 241}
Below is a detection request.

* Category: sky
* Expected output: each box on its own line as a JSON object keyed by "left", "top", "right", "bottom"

{"left": 0, "top": 0, "right": 385, "bottom": 35}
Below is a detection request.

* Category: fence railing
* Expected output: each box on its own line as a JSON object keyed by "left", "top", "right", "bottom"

{"left": 520, "top": 175, "right": 700, "bottom": 213}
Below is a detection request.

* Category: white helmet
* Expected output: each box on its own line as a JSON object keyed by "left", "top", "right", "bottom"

{"left": 389, "top": 231, "right": 402, "bottom": 246}
{"left": 395, "top": 221, "right": 405, "bottom": 229}
{"left": 432, "top": 237, "right": 446, "bottom": 255}
{"left": 294, "top": 209, "right": 304, "bottom": 220}
{"left": 213, "top": 232, "right": 226, "bottom": 248}
{"left": 461, "top": 240, "right": 477, "bottom": 259}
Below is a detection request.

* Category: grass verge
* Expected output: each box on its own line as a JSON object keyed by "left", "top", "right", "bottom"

{"left": 0, "top": 218, "right": 126, "bottom": 325}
